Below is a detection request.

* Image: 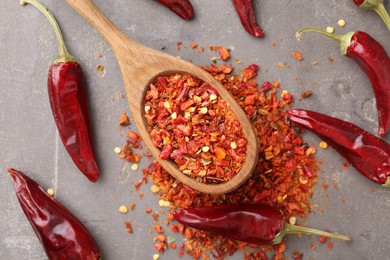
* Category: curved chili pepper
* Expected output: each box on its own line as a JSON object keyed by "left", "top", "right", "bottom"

{"left": 232, "top": 0, "right": 265, "bottom": 37}
{"left": 156, "top": 0, "right": 194, "bottom": 20}
{"left": 296, "top": 27, "right": 390, "bottom": 137}
{"left": 8, "top": 168, "right": 102, "bottom": 259}
{"left": 174, "top": 204, "right": 350, "bottom": 245}
{"left": 353, "top": 0, "right": 390, "bottom": 30}
{"left": 22, "top": 0, "right": 99, "bottom": 182}
{"left": 288, "top": 109, "right": 390, "bottom": 187}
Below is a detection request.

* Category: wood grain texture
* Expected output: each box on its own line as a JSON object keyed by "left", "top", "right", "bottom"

{"left": 65, "top": 0, "right": 258, "bottom": 194}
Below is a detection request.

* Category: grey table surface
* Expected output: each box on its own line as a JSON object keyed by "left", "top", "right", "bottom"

{"left": 1, "top": 0, "right": 390, "bottom": 259}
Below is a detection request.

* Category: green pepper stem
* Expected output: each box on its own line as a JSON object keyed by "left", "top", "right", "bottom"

{"left": 295, "top": 27, "right": 354, "bottom": 55}
{"left": 284, "top": 223, "right": 350, "bottom": 241}
{"left": 20, "top": 0, "right": 77, "bottom": 63}
{"left": 373, "top": 3, "right": 390, "bottom": 31}
{"left": 273, "top": 223, "right": 351, "bottom": 244}
{"left": 361, "top": 0, "right": 390, "bottom": 31}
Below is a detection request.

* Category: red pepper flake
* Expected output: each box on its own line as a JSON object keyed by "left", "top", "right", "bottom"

{"left": 343, "top": 162, "right": 350, "bottom": 169}
{"left": 154, "top": 234, "right": 166, "bottom": 242}
{"left": 276, "top": 62, "right": 286, "bottom": 67}
{"left": 198, "top": 46, "right": 205, "bottom": 53}
{"left": 323, "top": 183, "right": 328, "bottom": 190}
{"left": 169, "top": 243, "right": 177, "bottom": 249}
{"left": 291, "top": 251, "right": 303, "bottom": 260}
{"left": 170, "top": 224, "right": 179, "bottom": 233}
{"left": 300, "top": 90, "right": 312, "bottom": 100}
{"left": 327, "top": 241, "right": 334, "bottom": 250}
{"left": 154, "top": 224, "right": 164, "bottom": 234}
{"left": 328, "top": 57, "right": 334, "bottom": 62}
{"left": 318, "top": 235, "right": 328, "bottom": 244}
{"left": 190, "top": 43, "right": 198, "bottom": 49}
{"left": 118, "top": 112, "right": 130, "bottom": 129}
{"left": 176, "top": 41, "right": 183, "bottom": 50}
{"left": 218, "top": 46, "right": 230, "bottom": 61}
{"left": 152, "top": 212, "right": 159, "bottom": 221}
{"left": 292, "top": 52, "right": 303, "bottom": 61}
{"left": 146, "top": 208, "right": 152, "bottom": 214}
{"left": 129, "top": 203, "right": 135, "bottom": 211}
{"left": 124, "top": 221, "right": 133, "bottom": 233}
{"left": 310, "top": 243, "right": 317, "bottom": 249}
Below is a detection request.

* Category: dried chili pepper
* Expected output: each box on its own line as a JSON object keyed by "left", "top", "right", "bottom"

{"left": 174, "top": 204, "right": 350, "bottom": 245}
{"left": 22, "top": 0, "right": 100, "bottom": 182}
{"left": 296, "top": 27, "right": 390, "bottom": 137}
{"left": 8, "top": 168, "right": 101, "bottom": 259}
{"left": 353, "top": 0, "right": 390, "bottom": 30}
{"left": 288, "top": 109, "right": 390, "bottom": 187}
{"left": 156, "top": 0, "right": 194, "bottom": 20}
{"left": 232, "top": 0, "right": 265, "bottom": 37}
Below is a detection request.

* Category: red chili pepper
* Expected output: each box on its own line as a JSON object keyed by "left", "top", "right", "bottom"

{"left": 173, "top": 204, "right": 350, "bottom": 245}
{"left": 296, "top": 27, "right": 390, "bottom": 137}
{"left": 232, "top": 0, "right": 265, "bottom": 37}
{"left": 353, "top": 0, "right": 390, "bottom": 30}
{"left": 8, "top": 168, "right": 101, "bottom": 259}
{"left": 156, "top": 0, "right": 194, "bottom": 20}
{"left": 22, "top": 0, "right": 99, "bottom": 182}
{"left": 288, "top": 109, "right": 390, "bottom": 187}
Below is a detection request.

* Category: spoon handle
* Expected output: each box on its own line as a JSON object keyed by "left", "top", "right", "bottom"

{"left": 64, "top": 0, "right": 139, "bottom": 54}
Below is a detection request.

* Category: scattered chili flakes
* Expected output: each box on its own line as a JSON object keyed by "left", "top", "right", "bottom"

{"left": 119, "top": 112, "right": 130, "bottom": 129}
{"left": 328, "top": 57, "right": 334, "bottom": 62}
{"left": 292, "top": 52, "right": 303, "bottom": 61}
{"left": 121, "top": 62, "right": 319, "bottom": 260}
{"left": 276, "top": 62, "right": 286, "bottom": 67}
{"left": 310, "top": 243, "right": 317, "bottom": 249}
{"left": 190, "top": 43, "right": 198, "bottom": 49}
{"left": 218, "top": 46, "right": 230, "bottom": 61}
{"left": 154, "top": 224, "right": 164, "bottom": 234}
{"left": 124, "top": 221, "right": 133, "bottom": 233}
{"left": 327, "top": 241, "right": 334, "bottom": 250}
{"left": 300, "top": 90, "right": 312, "bottom": 100}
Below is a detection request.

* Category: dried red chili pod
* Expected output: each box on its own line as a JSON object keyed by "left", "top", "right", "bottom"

{"left": 353, "top": 0, "right": 390, "bottom": 30}
{"left": 156, "top": 0, "right": 194, "bottom": 20}
{"left": 232, "top": 0, "right": 265, "bottom": 37}
{"left": 296, "top": 27, "right": 390, "bottom": 137}
{"left": 174, "top": 204, "right": 350, "bottom": 245}
{"left": 22, "top": 0, "right": 99, "bottom": 182}
{"left": 8, "top": 168, "right": 102, "bottom": 259}
{"left": 288, "top": 109, "right": 390, "bottom": 187}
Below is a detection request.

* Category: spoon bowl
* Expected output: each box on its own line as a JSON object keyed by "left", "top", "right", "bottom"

{"left": 65, "top": 0, "right": 258, "bottom": 194}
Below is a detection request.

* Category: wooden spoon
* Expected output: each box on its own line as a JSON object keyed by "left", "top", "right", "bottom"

{"left": 65, "top": 0, "right": 258, "bottom": 194}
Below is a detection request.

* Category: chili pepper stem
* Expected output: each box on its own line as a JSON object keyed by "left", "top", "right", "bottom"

{"left": 361, "top": 0, "right": 390, "bottom": 31}
{"left": 383, "top": 177, "right": 390, "bottom": 187}
{"left": 296, "top": 27, "right": 355, "bottom": 55}
{"left": 20, "top": 0, "right": 77, "bottom": 63}
{"left": 273, "top": 223, "right": 351, "bottom": 244}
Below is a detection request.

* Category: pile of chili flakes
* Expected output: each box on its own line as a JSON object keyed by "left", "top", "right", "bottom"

{"left": 119, "top": 63, "right": 318, "bottom": 260}
{"left": 144, "top": 73, "right": 247, "bottom": 183}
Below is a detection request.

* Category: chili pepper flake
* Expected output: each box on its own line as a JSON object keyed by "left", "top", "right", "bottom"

{"left": 292, "top": 52, "right": 304, "bottom": 61}
{"left": 124, "top": 221, "right": 133, "bottom": 233}
{"left": 119, "top": 112, "right": 130, "bottom": 129}
{"left": 218, "top": 46, "right": 230, "bottom": 61}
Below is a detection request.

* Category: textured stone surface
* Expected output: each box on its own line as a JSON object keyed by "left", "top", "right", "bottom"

{"left": 1, "top": 0, "right": 389, "bottom": 259}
